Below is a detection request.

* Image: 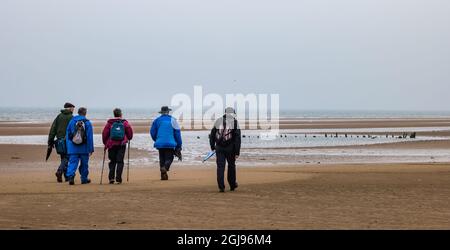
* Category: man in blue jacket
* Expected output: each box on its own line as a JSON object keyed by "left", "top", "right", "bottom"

{"left": 150, "top": 106, "right": 182, "bottom": 180}
{"left": 65, "top": 107, "right": 95, "bottom": 185}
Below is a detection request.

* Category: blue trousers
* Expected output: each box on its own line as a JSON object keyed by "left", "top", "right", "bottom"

{"left": 56, "top": 153, "right": 69, "bottom": 176}
{"left": 67, "top": 154, "right": 90, "bottom": 182}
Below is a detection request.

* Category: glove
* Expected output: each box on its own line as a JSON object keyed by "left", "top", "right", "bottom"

{"left": 174, "top": 148, "right": 182, "bottom": 162}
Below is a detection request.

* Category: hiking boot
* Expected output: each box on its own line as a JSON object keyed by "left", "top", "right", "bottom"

{"left": 109, "top": 180, "right": 115, "bottom": 184}
{"left": 230, "top": 183, "right": 238, "bottom": 191}
{"left": 160, "top": 167, "right": 168, "bottom": 180}
{"left": 55, "top": 172, "right": 63, "bottom": 183}
{"left": 81, "top": 179, "right": 91, "bottom": 184}
{"left": 68, "top": 177, "right": 75, "bottom": 185}
{"left": 161, "top": 172, "right": 168, "bottom": 181}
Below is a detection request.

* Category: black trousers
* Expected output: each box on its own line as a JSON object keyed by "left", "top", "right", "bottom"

{"left": 216, "top": 151, "right": 237, "bottom": 190}
{"left": 158, "top": 149, "right": 174, "bottom": 171}
{"left": 108, "top": 145, "right": 126, "bottom": 182}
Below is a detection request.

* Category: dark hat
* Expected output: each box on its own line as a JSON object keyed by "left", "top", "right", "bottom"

{"left": 64, "top": 102, "right": 75, "bottom": 108}
{"left": 159, "top": 106, "right": 172, "bottom": 114}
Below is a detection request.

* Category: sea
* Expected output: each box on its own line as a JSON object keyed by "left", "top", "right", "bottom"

{"left": 1, "top": 107, "right": 450, "bottom": 122}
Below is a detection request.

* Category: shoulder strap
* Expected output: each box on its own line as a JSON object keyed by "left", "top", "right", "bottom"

{"left": 221, "top": 116, "right": 227, "bottom": 137}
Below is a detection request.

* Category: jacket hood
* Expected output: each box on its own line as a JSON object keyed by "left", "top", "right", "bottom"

{"left": 107, "top": 118, "right": 125, "bottom": 124}
{"left": 60, "top": 109, "right": 73, "bottom": 115}
{"left": 73, "top": 115, "right": 87, "bottom": 121}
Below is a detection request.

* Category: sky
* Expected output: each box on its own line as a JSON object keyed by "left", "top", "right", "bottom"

{"left": 0, "top": 0, "right": 449, "bottom": 111}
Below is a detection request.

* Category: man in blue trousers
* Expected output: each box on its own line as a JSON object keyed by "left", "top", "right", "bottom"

{"left": 66, "top": 107, "right": 94, "bottom": 185}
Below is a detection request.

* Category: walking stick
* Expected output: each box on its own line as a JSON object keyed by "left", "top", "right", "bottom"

{"left": 100, "top": 148, "right": 106, "bottom": 185}
{"left": 127, "top": 141, "right": 130, "bottom": 182}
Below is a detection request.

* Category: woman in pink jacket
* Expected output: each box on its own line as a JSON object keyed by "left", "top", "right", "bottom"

{"left": 102, "top": 108, "right": 133, "bottom": 184}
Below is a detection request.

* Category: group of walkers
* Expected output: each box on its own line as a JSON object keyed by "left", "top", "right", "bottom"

{"left": 47, "top": 103, "right": 241, "bottom": 192}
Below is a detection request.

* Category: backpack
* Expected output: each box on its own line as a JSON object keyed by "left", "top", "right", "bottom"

{"left": 110, "top": 120, "right": 125, "bottom": 141}
{"left": 216, "top": 117, "right": 238, "bottom": 147}
{"left": 71, "top": 120, "right": 87, "bottom": 145}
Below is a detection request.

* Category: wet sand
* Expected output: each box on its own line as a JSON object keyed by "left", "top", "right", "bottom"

{"left": 262, "top": 139, "right": 450, "bottom": 151}
{"left": 0, "top": 144, "right": 450, "bottom": 229}
{"left": 2, "top": 118, "right": 450, "bottom": 136}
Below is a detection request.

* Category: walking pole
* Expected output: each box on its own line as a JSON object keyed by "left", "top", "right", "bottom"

{"left": 100, "top": 147, "right": 106, "bottom": 185}
{"left": 127, "top": 141, "right": 130, "bottom": 182}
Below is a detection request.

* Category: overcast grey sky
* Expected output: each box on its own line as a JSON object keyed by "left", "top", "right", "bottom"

{"left": 1, "top": 0, "right": 449, "bottom": 110}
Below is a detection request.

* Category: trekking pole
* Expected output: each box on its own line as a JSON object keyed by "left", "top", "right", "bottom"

{"left": 127, "top": 141, "right": 130, "bottom": 182}
{"left": 100, "top": 148, "right": 106, "bottom": 185}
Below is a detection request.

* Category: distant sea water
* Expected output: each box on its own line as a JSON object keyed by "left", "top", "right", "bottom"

{"left": 1, "top": 107, "right": 450, "bottom": 123}
{"left": 0, "top": 107, "right": 159, "bottom": 122}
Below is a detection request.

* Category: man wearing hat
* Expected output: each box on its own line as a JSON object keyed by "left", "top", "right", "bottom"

{"left": 150, "top": 106, "right": 183, "bottom": 180}
{"left": 209, "top": 107, "right": 241, "bottom": 192}
{"left": 47, "top": 102, "right": 75, "bottom": 182}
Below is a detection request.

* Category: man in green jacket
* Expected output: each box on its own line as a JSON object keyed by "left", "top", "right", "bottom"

{"left": 48, "top": 102, "right": 75, "bottom": 182}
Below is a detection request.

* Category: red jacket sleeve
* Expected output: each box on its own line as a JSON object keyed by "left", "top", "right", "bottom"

{"left": 125, "top": 121, "right": 133, "bottom": 141}
{"left": 102, "top": 123, "right": 111, "bottom": 145}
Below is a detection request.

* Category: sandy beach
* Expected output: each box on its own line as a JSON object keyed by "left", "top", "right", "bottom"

{"left": 1, "top": 138, "right": 450, "bottom": 229}
{"left": 1, "top": 118, "right": 450, "bottom": 229}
